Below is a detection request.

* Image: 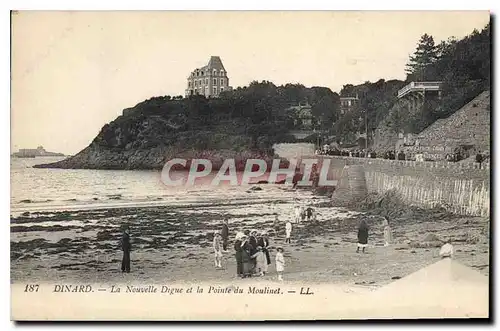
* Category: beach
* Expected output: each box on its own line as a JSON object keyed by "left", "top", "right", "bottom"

{"left": 11, "top": 184, "right": 489, "bottom": 286}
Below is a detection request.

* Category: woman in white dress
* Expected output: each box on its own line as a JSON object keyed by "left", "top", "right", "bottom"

{"left": 382, "top": 217, "right": 393, "bottom": 246}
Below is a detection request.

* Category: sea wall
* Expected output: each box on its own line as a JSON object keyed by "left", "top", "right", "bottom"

{"left": 324, "top": 156, "right": 490, "bottom": 217}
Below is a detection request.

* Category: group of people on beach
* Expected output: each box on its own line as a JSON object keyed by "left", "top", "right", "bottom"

{"left": 118, "top": 203, "right": 394, "bottom": 279}
{"left": 356, "top": 217, "right": 393, "bottom": 253}
{"left": 211, "top": 203, "right": 319, "bottom": 281}
{"left": 212, "top": 217, "right": 287, "bottom": 280}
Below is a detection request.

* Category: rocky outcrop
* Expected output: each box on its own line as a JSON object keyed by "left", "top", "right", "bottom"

{"left": 34, "top": 145, "right": 279, "bottom": 170}
{"left": 34, "top": 106, "right": 285, "bottom": 171}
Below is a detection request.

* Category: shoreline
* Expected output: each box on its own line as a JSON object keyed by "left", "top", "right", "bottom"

{"left": 11, "top": 191, "right": 490, "bottom": 285}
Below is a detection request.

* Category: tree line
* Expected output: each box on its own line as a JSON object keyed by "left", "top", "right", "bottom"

{"left": 110, "top": 22, "right": 490, "bottom": 151}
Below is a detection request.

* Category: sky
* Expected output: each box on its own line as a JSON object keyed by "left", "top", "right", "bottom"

{"left": 11, "top": 11, "right": 490, "bottom": 155}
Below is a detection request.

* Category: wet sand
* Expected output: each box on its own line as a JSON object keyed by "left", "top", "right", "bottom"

{"left": 10, "top": 186, "right": 489, "bottom": 287}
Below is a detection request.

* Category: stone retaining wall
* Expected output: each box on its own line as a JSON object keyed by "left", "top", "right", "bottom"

{"left": 323, "top": 156, "right": 490, "bottom": 217}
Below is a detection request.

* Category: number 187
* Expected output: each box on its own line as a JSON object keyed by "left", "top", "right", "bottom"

{"left": 24, "top": 284, "right": 39, "bottom": 292}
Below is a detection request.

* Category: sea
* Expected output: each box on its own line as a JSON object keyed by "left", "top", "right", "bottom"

{"left": 10, "top": 156, "right": 311, "bottom": 215}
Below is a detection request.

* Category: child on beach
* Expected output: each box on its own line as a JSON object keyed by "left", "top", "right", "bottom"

{"left": 275, "top": 247, "right": 285, "bottom": 281}
{"left": 285, "top": 221, "right": 292, "bottom": 244}
{"left": 213, "top": 232, "right": 223, "bottom": 269}
{"left": 251, "top": 246, "right": 267, "bottom": 276}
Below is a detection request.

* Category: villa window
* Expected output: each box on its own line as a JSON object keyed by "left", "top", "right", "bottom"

{"left": 220, "top": 78, "right": 224, "bottom": 86}
{"left": 220, "top": 70, "right": 224, "bottom": 76}
{"left": 213, "top": 78, "right": 217, "bottom": 85}
{"left": 213, "top": 87, "right": 217, "bottom": 95}
{"left": 213, "top": 69, "right": 217, "bottom": 76}
{"left": 188, "top": 82, "right": 192, "bottom": 88}
{"left": 220, "top": 87, "right": 224, "bottom": 92}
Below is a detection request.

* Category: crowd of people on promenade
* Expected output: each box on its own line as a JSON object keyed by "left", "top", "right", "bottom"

{"left": 316, "top": 147, "right": 410, "bottom": 160}
{"left": 315, "top": 146, "right": 489, "bottom": 166}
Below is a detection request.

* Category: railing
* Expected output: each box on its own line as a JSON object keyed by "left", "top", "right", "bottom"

{"left": 308, "top": 155, "right": 490, "bottom": 171}
{"left": 397, "top": 81, "right": 443, "bottom": 98}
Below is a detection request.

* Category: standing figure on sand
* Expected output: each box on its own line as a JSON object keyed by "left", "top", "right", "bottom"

{"left": 251, "top": 246, "right": 267, "bottom": 276}
{"left": 257, "top": 231, "right": 271, "bottom": 274}
{"left": 275, "top": 247, "right": 285, "bottom": 281}
{"left": 356, "top": 219, "right": 369, "bottom": 253}
{"left": 294, "top": 205, "right": 302, "bottom": 223}
{"left": 241, "top": 234, "right": 254, "bottom": 278}
{"left": 285, "top": 220, "right": 292, "bottom": 244}
{"left": 120, "top": 226, "right": 131, "bottom": 273}
{"left": 221, "top": 218, "right": 229, "bottom": 251}
{"left": 234, "top": 232, "right": 245, "bottom": 277}
{"left": 305, "top": 206, "right": 316, "bottom": 222}
{"left": 273, "top": 214, "right": 280, "bottom": 236}
{"left": 382, "top": 217, "right": 393, "bottom": 246}
{"left": 248, "top": 230, "right": 258, "bottom": 272}
{"left": 213, "top": 232, "right": 223, "bottom": 269}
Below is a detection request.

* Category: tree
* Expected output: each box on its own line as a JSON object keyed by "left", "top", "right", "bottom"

{"left": 406, "top": 33, "right": 439, "bottom": 81}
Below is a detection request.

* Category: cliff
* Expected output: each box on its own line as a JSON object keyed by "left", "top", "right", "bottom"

{"left": 34, "top": 114, "right": 281, "bottom": 171}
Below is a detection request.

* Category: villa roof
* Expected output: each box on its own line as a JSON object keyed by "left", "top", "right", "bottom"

{"left": 195, "top": 56, "right": 226, "bottom": 73}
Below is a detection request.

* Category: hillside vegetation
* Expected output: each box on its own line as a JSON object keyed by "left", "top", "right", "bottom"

{"left": 35, "top": 82, "right": 342, "bottom": 170}
{"left": 36, "top": 23, "right": 490, "bottom": 169}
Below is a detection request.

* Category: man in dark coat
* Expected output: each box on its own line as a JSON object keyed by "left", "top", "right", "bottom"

{"left": 221, "top": 218, "right": 229, "bottom": 251}
{"left": 120, "top": 227, "right": 131, "bottom": 273}
{"left": 234, "top": 234, "right": 244, "bottom": 277}
{"left": 356, "top": 220, "right": 369, "bottom": 253}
